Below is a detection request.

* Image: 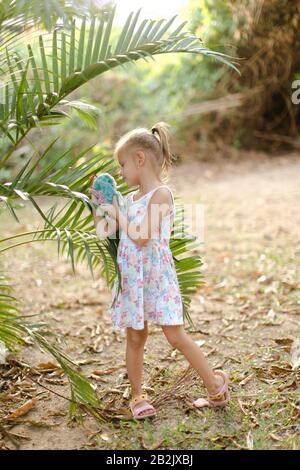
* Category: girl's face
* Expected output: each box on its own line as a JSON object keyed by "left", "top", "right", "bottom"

{"left": 118, "top": 148, "right": 140, "bottom": 187}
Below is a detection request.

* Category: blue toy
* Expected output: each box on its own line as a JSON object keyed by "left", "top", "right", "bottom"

{"left": 90, "top": 173, "right": 125, "bottom": 219}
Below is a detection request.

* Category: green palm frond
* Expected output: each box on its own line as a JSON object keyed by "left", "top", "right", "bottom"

{"left": 0, "top": 272, "right": 25, "bottom": 351}
{"left": 23, "top": 329, "right": 101, "bottom": 417}
{"left": 59, "top": 99, "right": 102, "bottom": 129}
{"left": 0, "top": 138, "right": 204, "bottom": 327}
{"left": 1, "top": 187, "right": 204, "bottom": 329}
{"left": 8, "top": 200, "right": 203, "bottom": 325}
{"left": 0, "top": 271, "right": 101, "bottom": 418}
{"left": 0, "top": 5, "right": 241, "bottom": 149}
{"left": 171, "top": 203, "right": 205, "bottom": 329}
{"left": 0, "top": 139, "right": 127, "bottom": 299}
{"left": 0, "top": 0, "right": 107, "bottom": 35}
{"left": 0, "top": 137, "right": 120, "bottom": 221}
{"left": 34, "top": 198, "right": 121, "bottom": 289}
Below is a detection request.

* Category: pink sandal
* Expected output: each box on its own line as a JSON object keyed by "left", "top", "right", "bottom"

{"left": 130, "top": 393, "right": 157, "bottom": 420}
{"left": 207, "top": 370, "right": 230, "bottom": 407}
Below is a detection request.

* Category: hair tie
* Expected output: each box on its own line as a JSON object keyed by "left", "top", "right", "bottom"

{"left": 151, "top": 127, "right": 163, "bottom": 154}
{"left": 152, "top": 127, "right": 161, "bottom": 145}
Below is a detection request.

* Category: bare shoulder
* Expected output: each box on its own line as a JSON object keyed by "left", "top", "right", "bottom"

{"left": 150, "top": 187, "right": 173, "bottom": 205}
{"left": 148, "top": 188, "right": 173, "bottom": 220}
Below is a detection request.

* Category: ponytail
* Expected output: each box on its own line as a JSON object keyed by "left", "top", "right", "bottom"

{"left": 151, "top": 122, "right": 177, "bottom": 173}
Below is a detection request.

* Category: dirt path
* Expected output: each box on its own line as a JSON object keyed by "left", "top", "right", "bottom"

{"left": 1, "top": 152, "right": 299, "bottom": 450}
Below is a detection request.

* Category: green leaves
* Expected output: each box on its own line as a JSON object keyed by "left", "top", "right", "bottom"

{"left": 0, "top": 136, "right": 205, "bottom": 328}
{"left": 0, "top": 140, "right": 125, "bottom": 286}
{"left": 59, "top": 99, "right": 101, "bottom": 129}
{"left": 26, "top": 330, "right": 101, "bottom": 413}
{"left": 0, "top": 271, "right": 101, "bottom": 417}
{"left": 0, "top": 137, "right": 117, "bottom": 219}
{"left": 0, "top": 272, "right": 25, "bottom": 352}
{"left": 0, "top": 5, "right": 240, "bottom": 147}
{"left": 171, "top": 204, "right": 205, "bottom": 329}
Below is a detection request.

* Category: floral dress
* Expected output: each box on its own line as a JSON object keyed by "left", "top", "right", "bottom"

{"left": 109, "top": 185, "right": 184, "bottom": 332}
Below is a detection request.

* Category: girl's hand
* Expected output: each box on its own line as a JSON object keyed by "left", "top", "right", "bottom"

{"left": 100, "top": 196, "right": 119, "bottom": 221}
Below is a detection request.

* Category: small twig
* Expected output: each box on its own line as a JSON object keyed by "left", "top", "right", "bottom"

{"left": 25, "top": 375, "right": 75, "bottom": 404}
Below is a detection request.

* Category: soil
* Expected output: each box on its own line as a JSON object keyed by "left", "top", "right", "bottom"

{"left": 0, "top": 151, "right": 299, "bottom": 449}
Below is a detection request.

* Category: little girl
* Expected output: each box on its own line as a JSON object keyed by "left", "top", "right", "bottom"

{"left": 91, "top": 122, "right": 230, "bottom": 420}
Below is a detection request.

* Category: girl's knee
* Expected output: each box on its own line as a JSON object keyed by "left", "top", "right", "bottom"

{"left": 127, "top": 326, "right": 148, "bottom": 348}
{"left": 162, "top": 325, "right": 186, "bottom": 349}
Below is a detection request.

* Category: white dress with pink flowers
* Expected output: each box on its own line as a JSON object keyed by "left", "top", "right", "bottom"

{"left": 109, "top": 185, "right": 184, "bottom": 332}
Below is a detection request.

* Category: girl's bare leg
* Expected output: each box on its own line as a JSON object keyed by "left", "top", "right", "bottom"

{"left": 126, "top": 322, "right": 152, "bottom": 416}
{"left": 161, "top": 325, "right": 225, "bottom": 395}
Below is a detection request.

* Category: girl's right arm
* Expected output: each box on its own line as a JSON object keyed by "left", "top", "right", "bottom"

{"left": 91, "top": 194, "right": 119, "bottom": 239}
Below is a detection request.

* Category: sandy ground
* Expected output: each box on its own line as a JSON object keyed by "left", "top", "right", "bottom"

{"left": 0, "top": 151, "right": 299, "bottom": 449}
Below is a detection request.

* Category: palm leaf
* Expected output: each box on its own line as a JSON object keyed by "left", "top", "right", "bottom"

{"left": 0, "top": 0, "right": 107, "bottom": 37}
{"left": 0, "top": 270, "right": 102, "bottom": 418}
{"left": 0, "top": 5, "right": 241, "bottom": 149}
{"left": 0, "top": 139, "right": 127, "bottom": 292}
{"left": 170, "top": 203, "right": 205, "bottom": 329}
{"left": 1, "top": 138, "right": 205, "bottom": 326}
{"left": 0, "top": 272, "right": 25, "bottom": 351}
{"left": 0, "top": 137, "right": 120, "bottom": 222}
{"left": 1, "top": 193, "right": 205, "bottom": 329}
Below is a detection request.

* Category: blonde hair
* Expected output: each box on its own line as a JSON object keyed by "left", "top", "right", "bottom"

{"left": 113, "top": 122, "right": 177, "bottom": 183}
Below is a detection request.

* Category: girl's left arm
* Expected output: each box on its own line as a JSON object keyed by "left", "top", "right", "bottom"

{"left": 117, "top": 188, "right": 172, "bottom": 248}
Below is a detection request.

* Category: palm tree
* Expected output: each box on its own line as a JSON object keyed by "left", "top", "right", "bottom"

{"left": 0, "top": 0, "right": 240, "bottom": 418}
